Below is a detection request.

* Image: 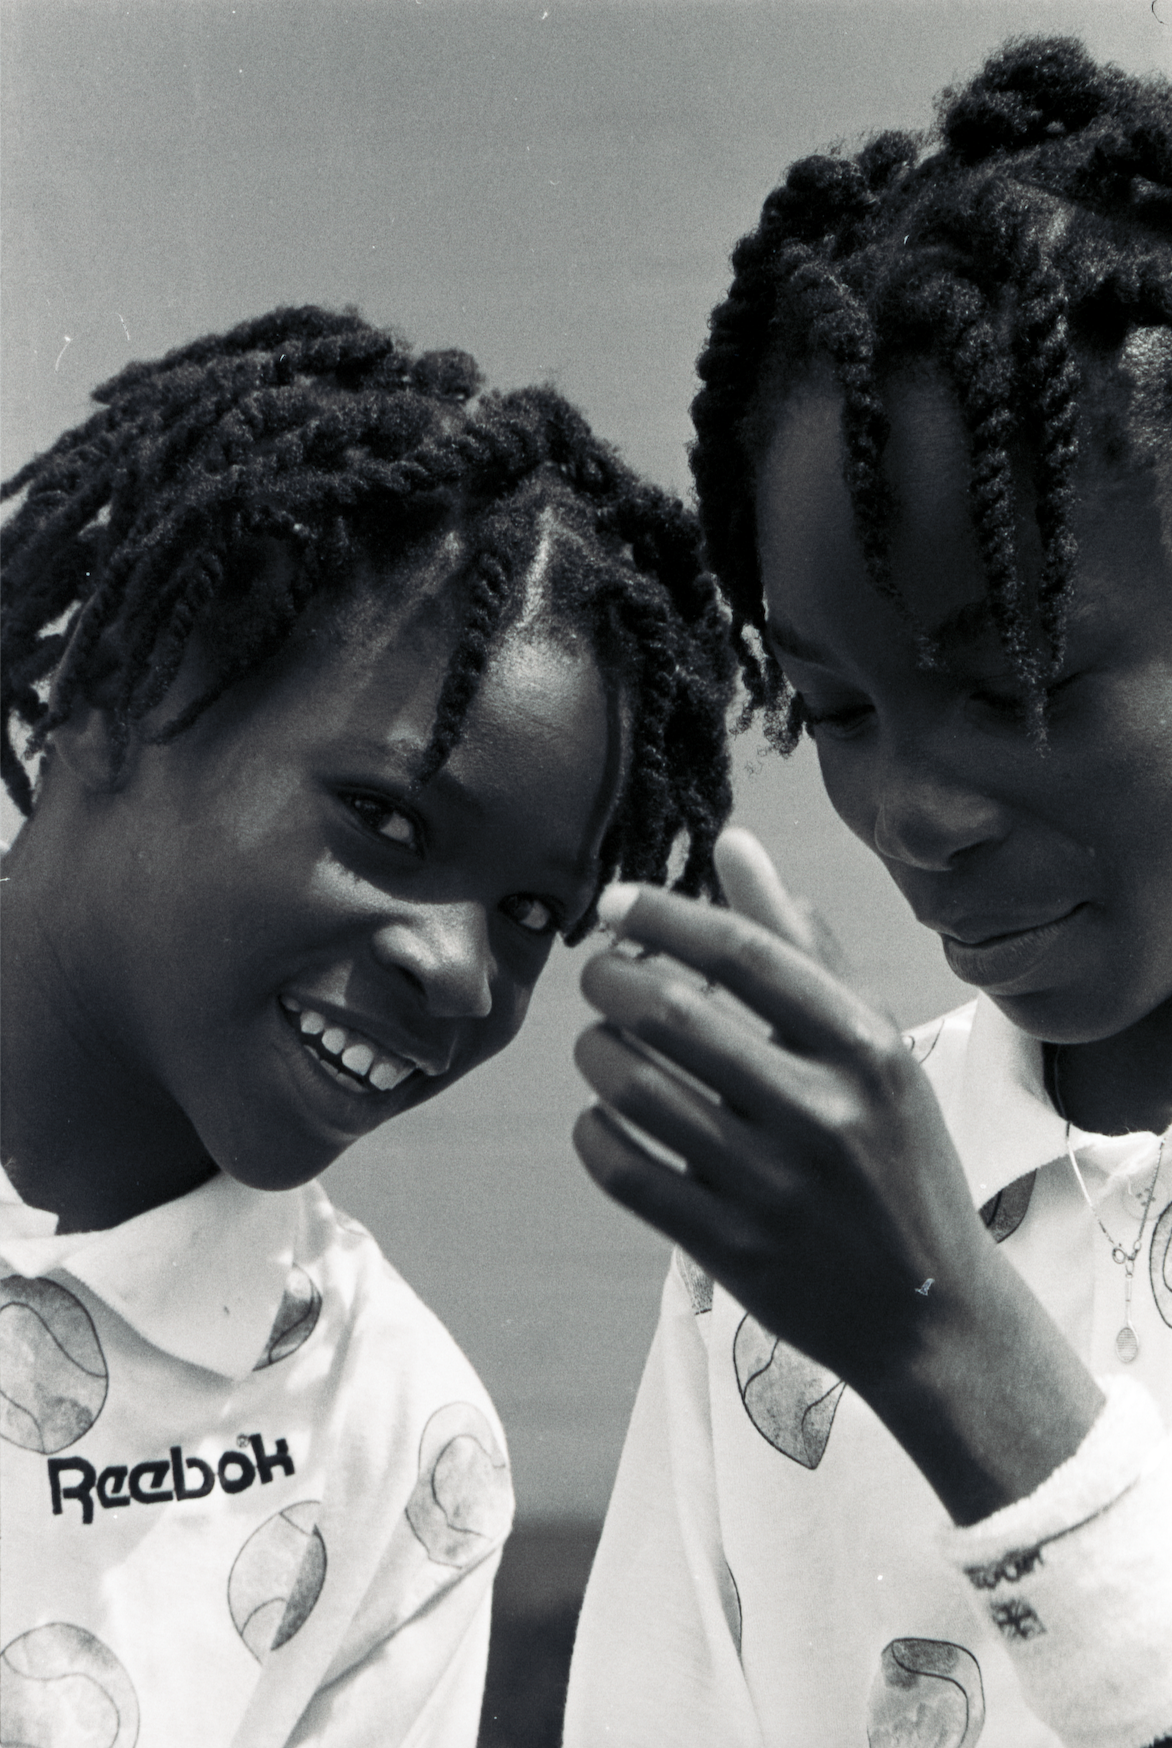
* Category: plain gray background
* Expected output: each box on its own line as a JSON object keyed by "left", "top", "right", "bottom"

{"left": 3, "top": 0, "right": 1168, "bottom": 1522}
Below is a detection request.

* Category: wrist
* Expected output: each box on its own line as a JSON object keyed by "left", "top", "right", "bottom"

{"left": 859, "top": 1245, "right": 1104, "bottom": 1525}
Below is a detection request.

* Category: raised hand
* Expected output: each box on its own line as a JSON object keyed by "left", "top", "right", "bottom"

{"left": 573, "top": 828, "right": 1102, "bottom": 1524}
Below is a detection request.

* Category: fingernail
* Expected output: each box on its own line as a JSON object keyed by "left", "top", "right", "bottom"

{"left": 597, "top": 882, "right": 640, "bottom": 933}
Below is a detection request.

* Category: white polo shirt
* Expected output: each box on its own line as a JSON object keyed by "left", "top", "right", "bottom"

{"left": 0, "top": 1166, "right": 513, "bottom": 1747}
{"left": 565, "top": 996, "right": 1172, "bottom": 1748}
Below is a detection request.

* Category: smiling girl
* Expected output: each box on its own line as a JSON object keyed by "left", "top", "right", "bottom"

{"left": 566, "top": 39, "right": 1172, "bottom": 1748}
{"left": 0, "top": 307, "right": 735, "bottom": 1746}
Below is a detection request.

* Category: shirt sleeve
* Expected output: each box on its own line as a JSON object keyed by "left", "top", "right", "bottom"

{"left": 282, "top": 1547, "right": 499, "bottom": 1748}
{"left": 939, "top": 1374, "right": 1172, "bottom": 1748}
{"left": 563, "top": 1256, "right": 765, "bottom": 1748}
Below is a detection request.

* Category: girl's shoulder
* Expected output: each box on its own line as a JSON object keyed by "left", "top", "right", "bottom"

{"left": 287, "top": 1179, "right": 504, "bottom": 1426}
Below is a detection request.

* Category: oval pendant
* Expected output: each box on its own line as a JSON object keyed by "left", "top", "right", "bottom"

{"left": 1116, "top": 1325, "right": 1139, "bottom": 1364}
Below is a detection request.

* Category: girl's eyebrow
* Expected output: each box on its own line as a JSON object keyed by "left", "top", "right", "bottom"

{"left": 932, "top": 599, "right": 996, "bottom": 653}
{"left": 767, "top": 599, "right": 995, "bottom": 665}
{"left": 765, "top": 616, "right": 829, "bottom": 663}
{"left": 340, "top": 735, "right": 489, "bottom": 818}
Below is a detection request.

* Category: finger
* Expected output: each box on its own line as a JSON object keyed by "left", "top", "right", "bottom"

{"left": 574, "top": 1023, "right": 795, "bottom": 1198}
{"left": 797, "top": 899, "right": 854, "bottom": 984}
{"left": 714, "top": 827, "right": 854, "bottom": 1019}
{"left": 715, "top": 827, "right": 817, "bottom": 953}
{"left": 588, "top": 889, "right": 888, "bottom": 1065}
{"left": 573, "top": 1103, "right": 758, "bottom": 1273}
{"left": 580, "top": 950, "right": 836, "bottom": 1121}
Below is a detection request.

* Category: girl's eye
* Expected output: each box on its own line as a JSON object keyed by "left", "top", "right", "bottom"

{"left": 970, "top": 672, "right": 1080, "bottom": 723}
{"left": 802, "top": 700, "right": 874, "bottom": 739}
{"left": 378, "top": 810, "right": 416, "bottom": 846}
{"left": 346, "top": 794, "right": 421, "bottom": 851}
{"left": 971, "top": 683, "right": 1027, "bottom": 718}
{"left": 503, "top": 894, "right": 558, "bottom": 936}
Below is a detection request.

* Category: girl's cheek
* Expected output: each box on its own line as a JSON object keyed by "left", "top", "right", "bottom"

{"left": 812, "top": 743, "right": 880, "bottom": 848}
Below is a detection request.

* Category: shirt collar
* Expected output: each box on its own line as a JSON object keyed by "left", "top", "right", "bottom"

{"left": 0, "top": 1165, "right": 300, "bottom": 1379}
{"left": 944, "top": 996, "right": 1069, "bottom": 1204}
{"left": 928, "top": 995, "right": 1165, "bottom": 1206}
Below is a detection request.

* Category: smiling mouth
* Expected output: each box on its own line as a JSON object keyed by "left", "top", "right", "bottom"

{"left": 939, "top": 906, "right": 1086, "bottom": 987}
{"left": 279, "top": 996, "right": 420, "bottom": 1096}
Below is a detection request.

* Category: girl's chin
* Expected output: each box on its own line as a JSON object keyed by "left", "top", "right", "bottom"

{"left": 982, "top": 984, "right": 1161, "bottom": 1050}
{"left": 196, "top": 1036, "right": 462, "bottom": 1192}
{"left": 190, "top": 1079, "right": 386, "bottom": 1194}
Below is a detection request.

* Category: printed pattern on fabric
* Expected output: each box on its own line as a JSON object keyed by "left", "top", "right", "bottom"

{"left": 732, "top": 1314, "right": 845, "bottom": 1470}
{"left": 228, "top": 1501, "right": 328, "bottom": 1660}
{"left": 1151, "top": 1202, "right": 1172, "bottom": 1329}
{"left": 866, "top": 1638, "right": 985, "bottom": 1748}
{"left": 0, "top": 1276, "right": 108, "bottom": 1453}
{"left": 253, "top": 1267, "right": 322, "bottom": 1370}
{"left": 962, "top": 1547, "right": 1043, "bottom": 1590}
{"left": 905, "top": 1019, "right": 946, "bottom": 1066}
{"left": 962, "top": 1539, "right": 1049, "bottom": 1645}
{"left": 978, "top": 1174, "right": 1035, "bottom": 1245}
{"left": 988, "top": 1599, "right": 1046, "bottom": 1643}
{"left": 404, "top": 1402, "right": 512, "bottom": 1569}
{"left": 0, "top": 1622, "right": 140, "bottom": 1747}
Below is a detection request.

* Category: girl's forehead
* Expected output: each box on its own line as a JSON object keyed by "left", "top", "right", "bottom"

{"left": 327, "top": 501, "right": 577, "bottom": 647}
{"left": 764, "top": 370, "right": 969, "bottom": 504}
{"left": 758, "top": 375, "right": 982, "bottom": 616}
{"left": 757, "top": 369, "right": 1172, "bottom": 652}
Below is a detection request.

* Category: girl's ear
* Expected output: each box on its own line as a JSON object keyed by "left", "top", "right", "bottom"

{"left": 48, "top": 702, "right": 132, "bottom": 794}
{"left": 42, "top": 614, "right": 136, "bottom": 794}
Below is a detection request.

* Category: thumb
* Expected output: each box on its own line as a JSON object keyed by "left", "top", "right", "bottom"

{"left": 714, "top": 827, "right": 851, "bottom": 980}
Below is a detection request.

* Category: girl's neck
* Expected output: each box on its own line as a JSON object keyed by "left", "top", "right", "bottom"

{"left": 1, "top": 829, "right": 218, "bottom": 1233}
{"left": 1046, "top": 1000, "right": 1172, "bottom": 1137}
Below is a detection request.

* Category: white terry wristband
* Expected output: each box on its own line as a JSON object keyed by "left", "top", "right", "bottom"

{"left": 941, "top": 1376, "right": 1172, "bottom": 1748}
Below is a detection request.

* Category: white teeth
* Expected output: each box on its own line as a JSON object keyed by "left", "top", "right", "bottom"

{"left": 317, "top": 1055, "right": 374, "bottom": 1093}
{"left": 285, "top": 1000, "right": 419, "bottom": 1094}
{"left": 369, "top": 1059, "right": 410, "bottom": 1093}
{"left": 341, "top": 1043, "right": 374, "bottom": 1076}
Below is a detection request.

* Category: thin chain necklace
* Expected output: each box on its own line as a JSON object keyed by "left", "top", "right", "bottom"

{"left": 1063, "top": 1123, "right": 1163, "bottom": 1363}
{"left": 1051, "top": 1046, "right": 1166, "bottom": 1364}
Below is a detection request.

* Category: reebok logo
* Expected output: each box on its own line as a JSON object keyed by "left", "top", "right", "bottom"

{"left": 48, "top": 1433, "right": 295, "bottom": 1524}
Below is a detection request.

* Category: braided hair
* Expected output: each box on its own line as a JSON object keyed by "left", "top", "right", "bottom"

{"left": 2, "top": 306, "right": 736, "bottom": 937}
{"left": 691, "top": 36, "right": 1172, "bottom": 744}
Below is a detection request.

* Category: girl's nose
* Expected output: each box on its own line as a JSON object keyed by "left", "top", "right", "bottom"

{"left": 870, "top": 758, "right": 1009, "bottom": 871}
{"left": 371, "top": 903, "right": 494, "bottom": 1019}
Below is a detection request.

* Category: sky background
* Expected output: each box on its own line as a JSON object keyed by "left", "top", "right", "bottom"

{"left": 4, "top": 0, "right": 1168, "bottom": 1521}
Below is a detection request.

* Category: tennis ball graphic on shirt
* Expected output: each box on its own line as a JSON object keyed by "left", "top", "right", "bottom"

{"left": 404, "top": 1402, "right": 512, "bottom": 1568}
{"left": 252, "top": 1267, "right": 322, "bottom": 1370}
{"left": 0, "top": 1622, "right": 139, "bottom": 1748}
{"left": 733, "top": 1314, "right": 845, "bottom": 1470}
{"left": 0, "top": 1276, "right": 108, "bottom": 1453}
{"left": 867, "top": 1638, "right": 985, "bottom": 1748}
{"left": 228, "top": 1501, "right": 327, "bottom": 1661}
{"left": 1150, "top": 1201, "right": 1172, "bottom": 1329}
{"left": 978, "top": 1172, "right": 1035, "bottom": 1245}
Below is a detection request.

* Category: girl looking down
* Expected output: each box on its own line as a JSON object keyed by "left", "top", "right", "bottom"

{"left": 568, "top": 39, "right": 1172, "bottom": 1748}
